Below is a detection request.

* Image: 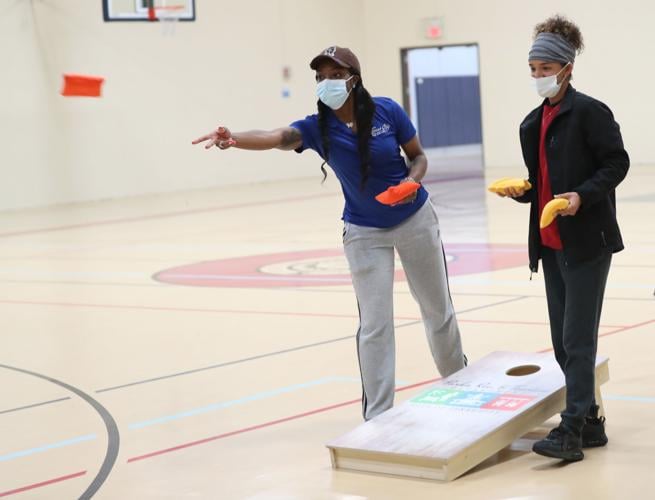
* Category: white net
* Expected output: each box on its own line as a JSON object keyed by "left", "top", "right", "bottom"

{"left": 156, "top": 6, "right": 183, "bottom": 36}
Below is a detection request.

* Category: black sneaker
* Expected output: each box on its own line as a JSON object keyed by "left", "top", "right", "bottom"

{"left": 582, "top": 405, "right": 608, "bottom": 448}
{"left": 532, "top": 425, "right": 584, "bottom": 462}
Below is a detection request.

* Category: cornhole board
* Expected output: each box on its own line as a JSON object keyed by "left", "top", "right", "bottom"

{"left": 327, "top": 351, "right": 609, "bottom": 481}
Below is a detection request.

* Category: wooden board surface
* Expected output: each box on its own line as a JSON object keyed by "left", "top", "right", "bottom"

{"left": 327, "top": 351, "right": 610, "bottom": 480}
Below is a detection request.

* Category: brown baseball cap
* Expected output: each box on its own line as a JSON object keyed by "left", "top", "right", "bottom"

{"left": 310, "top": 46, "right": 361, "bottom": 75}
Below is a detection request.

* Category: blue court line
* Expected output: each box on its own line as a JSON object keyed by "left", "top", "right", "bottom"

{"left": 2, "top": 378, "right": 364, "bottom": 461}
{"left": 128, "top": 385, "right": 653, "bottom": 431}
{"left": 129, "top": 376, "right": 408, "bottom": 430}
{"left": 0, "top": 434, "right": 96, "bottom": 462}
{"left": 0, "top": 376, "right": 402, "bottom": 463}
{"left": 128, "top": 376, "right": 366, "bottom": 430}
{"left": 4, "top": 387, "right": 651, "bottom": 464}
{"left": 605, "top": 395, "right": 655, "bottom": 403}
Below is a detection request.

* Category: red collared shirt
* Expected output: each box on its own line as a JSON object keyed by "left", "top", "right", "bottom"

{"left": 538, "top": 102, "right": 563, "bottom": 250}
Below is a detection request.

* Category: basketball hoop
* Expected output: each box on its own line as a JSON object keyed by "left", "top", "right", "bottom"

{"left": 151, "top": 5, "right": 185, "bottom": 36}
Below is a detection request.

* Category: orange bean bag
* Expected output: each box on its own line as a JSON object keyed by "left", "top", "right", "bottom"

{"left": 375, "top": 181, "right": 421, "bottom": 205}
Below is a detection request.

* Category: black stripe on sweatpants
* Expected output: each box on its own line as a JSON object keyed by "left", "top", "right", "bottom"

{"left": 354, "top": 299, "right": 368, "bottom": 420}
{"left": 440, "top": 241, "right": 457, "bottom": 310}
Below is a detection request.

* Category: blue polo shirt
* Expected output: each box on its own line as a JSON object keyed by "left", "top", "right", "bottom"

{"left": 290, "top": 96, "right": 428, "bottom": 228}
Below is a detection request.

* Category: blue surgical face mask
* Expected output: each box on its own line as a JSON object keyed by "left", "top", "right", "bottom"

{"left": 316, "top": 76, "right": 355, "bottom": 110}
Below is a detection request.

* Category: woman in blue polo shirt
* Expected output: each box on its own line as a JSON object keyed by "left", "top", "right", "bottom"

{"left": 193, "top": 46, "right": 466, "bottom": 420}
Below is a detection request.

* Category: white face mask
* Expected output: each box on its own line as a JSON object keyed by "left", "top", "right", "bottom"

{"left": 316, "top": 76, "right": 355, "bottom": 110}
{"left": 533, "top": 62, "right": 571, "bottom": 98}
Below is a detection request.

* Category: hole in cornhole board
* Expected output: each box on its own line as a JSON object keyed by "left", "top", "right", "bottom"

{"left": 505, "top": 365, "right": 541, "bottom": 376}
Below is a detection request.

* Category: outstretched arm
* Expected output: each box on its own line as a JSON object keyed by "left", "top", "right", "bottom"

{"left": 192, "top": 126, "right": 302, "bottom": 151}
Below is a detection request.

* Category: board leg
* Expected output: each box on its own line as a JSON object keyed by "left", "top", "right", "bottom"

{"left": 594, "top": 384, "right": 605, "bottom": 417}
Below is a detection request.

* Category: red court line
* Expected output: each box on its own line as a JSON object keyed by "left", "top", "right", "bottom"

{"left": 128, "top": 317, "right": 652, "bottom": 463}
{"left": 12, "top": 318, "right": 652, "bottom": 491}
{"left": 423, "top": 173, "right": 483, "bottom": 185}
{"left": 458, "top": 318, "right": 626, "bottom": 329}
{"left": 537, "top": 318, "right": 655, "bottom": 353}
{"left": 0, "top": 193, "right": 334, "bottom": 239}
{"left": 127, "top": 376, "right": 440, "bottom": 463}
{"left": 0, "top": 175, "right": 480, "bottom": 240}
{"left": 0, "top": 471, "right": 87, "bottom": 498}
{"left": 0, "top": 299, "right": 364, "bottom": 319}
{"left": 598, "top": 319, "right": 655, "bottom": 340}
{"left": 127, "top": 398, "right": 359, "bottom": 463}
{"left": 0, "top": 300, "right": 627, "bottom": 329}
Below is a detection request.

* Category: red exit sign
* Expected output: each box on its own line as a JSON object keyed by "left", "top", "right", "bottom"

{"left": 423, "top": 17, "right": 444, "bottom": 39}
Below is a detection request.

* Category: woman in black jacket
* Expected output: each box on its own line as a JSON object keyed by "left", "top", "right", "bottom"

{"left": 500, "top": 15, "right": 629, "bottom": 461}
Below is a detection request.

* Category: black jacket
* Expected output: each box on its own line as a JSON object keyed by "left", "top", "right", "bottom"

{"left": 516, "top": 85, "right": 629, "bottom": 271}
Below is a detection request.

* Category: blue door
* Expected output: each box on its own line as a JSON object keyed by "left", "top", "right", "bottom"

{"left": 415, "top": 76, "right": 482, "bottom": 148}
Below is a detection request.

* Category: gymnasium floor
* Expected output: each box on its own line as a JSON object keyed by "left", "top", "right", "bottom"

{"left": 0, "top": 161, "right": 653, "bottom": 499}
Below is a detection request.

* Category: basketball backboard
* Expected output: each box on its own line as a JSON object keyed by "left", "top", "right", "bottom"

{"left": 102, "top": 0, "right": 195, "bottom": 22}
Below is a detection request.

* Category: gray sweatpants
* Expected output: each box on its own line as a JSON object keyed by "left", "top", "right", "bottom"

{"left": 343, "top": 200, "right": 465, "bottom": 420}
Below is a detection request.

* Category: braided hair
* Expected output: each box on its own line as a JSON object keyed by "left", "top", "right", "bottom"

{"left": 317, "top": 78, "right": 376, "bottom": 190}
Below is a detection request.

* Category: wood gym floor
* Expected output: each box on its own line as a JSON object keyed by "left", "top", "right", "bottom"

{"left": 0, "top": 161, "right": 653, "bottom": 499}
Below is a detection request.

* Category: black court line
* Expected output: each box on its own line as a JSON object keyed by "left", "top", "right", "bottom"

{"left": 94, "top": 296, "right": 526, "bottom": 394}
{"left": 0, "top": 396, "right": 71, "bottom": 415}
{"left": 1, "top": 296, "right": 530, "bottom": 411}
{"left": 394, "top": 296, "right": 529, "bottom": 328}
{"left": 95, "top": 334, "right": 357, "bottom": 393}
{"left": 3, "top": 291, "right": 642, "bottom": 413}
{"left": 0, "top": 364, "right": 119, "bottom": 500}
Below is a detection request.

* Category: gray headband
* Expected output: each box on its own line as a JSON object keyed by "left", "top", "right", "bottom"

{"left": 528, "top": 32, "right": 576, "bottom": 64}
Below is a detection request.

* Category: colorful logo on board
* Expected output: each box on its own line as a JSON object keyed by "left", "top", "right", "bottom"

{"left": 411, "top": 388, "right": 536, "bottom": 412}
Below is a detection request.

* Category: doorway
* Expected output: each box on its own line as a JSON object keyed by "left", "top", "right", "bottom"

{"left": 401, "top": 44, "right": 484, "bottom": 182}
{"left": 401, "top": 44, "right": 487, "bottom": 242}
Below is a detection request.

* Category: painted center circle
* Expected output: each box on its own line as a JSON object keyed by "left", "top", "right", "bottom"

{"left": 153, "top": 243, "right": 527, "bottom": 288}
